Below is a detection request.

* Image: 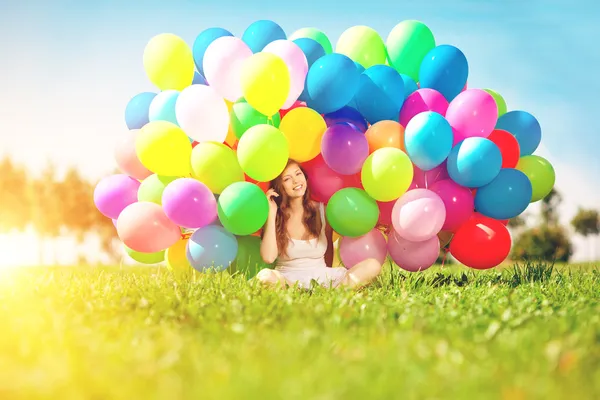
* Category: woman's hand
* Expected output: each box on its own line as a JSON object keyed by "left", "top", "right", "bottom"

{"left": 266, "top": 188, "right": 279, "bottom": 216}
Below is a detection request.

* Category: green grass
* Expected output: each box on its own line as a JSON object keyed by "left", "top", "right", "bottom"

{"left": 0, "top": 262, "right": 599, "bottom": 400}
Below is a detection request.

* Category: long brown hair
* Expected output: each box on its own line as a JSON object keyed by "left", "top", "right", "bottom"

{"left": 263, "top": 159, "right": 323, "bottom": 258}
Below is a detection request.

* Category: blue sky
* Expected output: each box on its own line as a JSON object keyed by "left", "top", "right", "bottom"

{"left": 1, "top": 0, "right": 599, "bottom": 259}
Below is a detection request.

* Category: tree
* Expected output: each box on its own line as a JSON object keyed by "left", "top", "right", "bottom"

{"left": 508, "top": 215, "right": 526, "bottom": 229}
{"left": 0, "top": 156, "right": 31, "bottom": 232}
{"left": 540, "top": 187, "right": 561, "bottom": 226}
{"left": 511, "top": 225, "right": 573, "bottom": 262}
{"left": 571, "top": 208, "right": 600, "bottom": 260}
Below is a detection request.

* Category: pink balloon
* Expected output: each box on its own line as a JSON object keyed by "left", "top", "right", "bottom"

{"left": 388, "top": 230, "right": 440, "bottom": 272}
{"left": 446, "top": 89, "right": 498, "bottom": 144}
{"left": 162, "top": 178, "right": 217, "bottom": 229}
{"left": 175, "top": 85, "right": 230, "bottom": 143}
{"left": 203, "top": 36, "right": 252, "bottom": 101}
{"left": 280, "top": 100, "right": 306, "bottom": 118}
{"left": 391, "top": 188, "right": 446, "bottom": 242}
{"left": 411, "top": 162, "right": 449, "bottom": 189}
{"left": 339, "top": 229, "right": 388, "bottom": 269}
{"left": 114, "top": 130, "right": 152, "bottom": 181}
{"left": 302, "top": 154, "right": 360, "bottom": 203}
{"left": 399, "top": 89, "right": 449, "bottom": 127}
{"left": 94, "top": 174, "right": 141, "bottom": 219}
{"left": 429, "top": 179, "right": 474, "bottom": 232}
{"left": 263, "top": 40, "right": 308, "bottom": 109}
{"left": 117, "top": 202, "right": 181, "bottom": 253}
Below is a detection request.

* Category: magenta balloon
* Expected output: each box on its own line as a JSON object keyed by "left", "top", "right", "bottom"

{"left": 339, "top": 229, "right": 388, "bottom": 269}
{"left": 429, "top": 179, "right": 474, "bottom": 232}
{"left": 161, "top": 178, "right": 217, "bottom": 229}
{"left": 391, "top": 188, "right": 446, "bottom": 241}
{"left": 445, "top": 89, "right": 498, "bottom": 144}
{"left": 117, "top": 202, "right": 181, "bottom": 253}
{"left": 321, "top": 123, "right": 369, "bottom": 175}
{"left": 388, "top": 230, "right": 440, "bottom": 272}
{"left": 399, "top": 89, "right": 449, "bottom": 127}
{"left": 94, "top": 174, "right": 141, "bottom": 219}
{"left": 411, "top": 162, "right": 449, "bottom": 189}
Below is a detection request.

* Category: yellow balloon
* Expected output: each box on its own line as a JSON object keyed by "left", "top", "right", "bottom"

{"left": 191, "top": 142, "right": 244, "bottom": 194}
{"left": 166, "top": 238, "right": 192, "bottom": 271}
{"left": 136, "top": 121, "right": 192, "bottom": 177}
{"left": 279, "top": 107, "right": 326, "bottom": 162}
{"left": 241, "top": 53, "right": 290, "bottom": 116}
{"left": 143, "top": 33, "right": 195, "bottom": 91}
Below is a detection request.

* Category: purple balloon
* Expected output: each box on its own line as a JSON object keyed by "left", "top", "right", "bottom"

{"left": 323, "top": 106, "right": 368, "bottom": 132}
{"left": 162, "top": 178, "right": 217, "bottom": 229}
{"left": 429, "top": 179, "right": 474, "bottom": 232}
{"left": 391, "top": 188, "right": 446, "bottom": 242}
{"left": 94, "top": 174, "right": 141, "bottom": 219}
{"left": 321, "top": 123, "right": 369, "bottom": 175}
{"left": 399, "top": 88, "right": 449, "bottom": 127}
{"left": 388, "top": 230, "right": 440, "bottom": 272}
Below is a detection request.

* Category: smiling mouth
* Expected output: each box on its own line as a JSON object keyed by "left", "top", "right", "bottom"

{"left": 293, "top": 184, "right": 304, "bottom": 191}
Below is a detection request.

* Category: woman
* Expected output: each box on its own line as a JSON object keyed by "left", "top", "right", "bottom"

{"left": 257, "top": 159, "right": 382, "bottom": 289}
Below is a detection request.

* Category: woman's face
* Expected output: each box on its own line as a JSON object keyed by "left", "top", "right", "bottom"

{"left": 280, "top": 163, "right": 307, "bottom": 199}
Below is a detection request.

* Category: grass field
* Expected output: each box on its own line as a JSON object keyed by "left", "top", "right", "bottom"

{"left": 0, "top": 262, "right": 599, "bottom": 400}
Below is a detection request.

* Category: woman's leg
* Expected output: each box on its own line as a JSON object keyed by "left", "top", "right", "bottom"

{"left": 340, "top": 258, "right": 383, "bottom": 289}
{"left": 255, "top": 268, "right": 289, "bottom": 288}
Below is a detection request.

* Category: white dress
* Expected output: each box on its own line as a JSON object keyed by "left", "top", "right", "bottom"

{"left": 275, "top": 203, "right": 349, "bottom": 289}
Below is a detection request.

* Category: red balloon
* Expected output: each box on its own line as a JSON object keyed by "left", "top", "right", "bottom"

{"left": 377, "top": 200, "right": 395, "bottom": 226}
{"left": 450, "top": 214, "right": 511, "bottom": 269}
{"left": 280, "top": 101, "right": 306, "bottom": 119}
{"left": 192, "top": 141, "right": 200, "bottom": 148}
{"left": 302, "top": 154, "right": 359, "bottom": 203}
{"left": 245, "top": 174, "right": 269, "bottom": 192}
{"left": 487, "top": 129, "right": 520, "bottom": 168}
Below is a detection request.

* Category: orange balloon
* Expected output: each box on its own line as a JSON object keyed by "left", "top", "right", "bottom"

{"left": 365, "top": 120, "right": 405, "bottom": 153}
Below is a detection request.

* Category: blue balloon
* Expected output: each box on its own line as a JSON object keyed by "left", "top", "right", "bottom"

{"left": 419, "top": 45, "right": 468, "bottom": 102}
{"left": 475, "top": 169, "right": 532, "bottom": 219}
{"left": 186, "top": 225, "right": 238, "bottom": 273}
{"left": 354, "top": 65, "right": 405, "bottom": 124}
{"left": 400, "top": 74, "right": 418, "bottom": 98}
{"left": 495, "top": 110, "right": 541, "bottom": 156}
{"left": 305, "top": 53, "right": 361, "bottom": 114}
{"left": 124, "top": 92, "right": 157, "bottom": 130}
{"left": 404, "top": 111, "right": 453, "bottom": 171}
{"left": 148, "top": 90, "right": 180, "bottom": 126}
{"left": 293, "top": 38, "right": 326, "bottom": 102}
{"left": 447, "top": 137, "right": 502, "bottom": 187}
{"left": 242, "top": 20, "right": 286, "bottom": 53}
{"left": 323, "top": 106, "right": 368, "bottom": 132}
{"left": 192, "top": 27, "right": 233, "bottom": 75}
{"left": 192, "top": 72, "right": 207, "bottom": 85}
{"left": 347, "top": 62, "right": 366, "bottom": 110}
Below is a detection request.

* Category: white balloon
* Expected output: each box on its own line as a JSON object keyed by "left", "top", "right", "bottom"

{"left": 175, "top": 85, "right": 229, "bottom": 143}
{"left": 203, "top": 36, "right": 252, "bottom": 102}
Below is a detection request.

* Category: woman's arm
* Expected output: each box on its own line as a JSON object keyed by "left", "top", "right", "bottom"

{"left": 324, "top": 220, "right": 334, "bottom": 267}
{"left": 260, "top": 189, "right": 280, "bottom": 264}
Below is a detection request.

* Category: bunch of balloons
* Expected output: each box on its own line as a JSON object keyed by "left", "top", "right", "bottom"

{"left": 95, "top": 19, "right": 555, "bottom": 274}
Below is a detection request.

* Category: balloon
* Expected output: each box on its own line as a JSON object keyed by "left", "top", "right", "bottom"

{"left": 117, "top": 202, "right": 181, "bottom": 253}
{"left": 391, "top": 188, "right": 446, "bottom": 242}
{"left": 94, "top": 174, "right": 141, "bottom": 219}
{"left": 361, "top": 147, "right": 413, "bottom": 202}
{"left": 323, "top": 106, "right": 368, "bottom": 132}
{"left": 292, "top": 38, "right": 326, "bottom": 69}
{"left": 231, "top": 98, "right": 281, "bottom": 140}
{"left": 175, "top": 84, "right": 230, "bottom": 143}
{"left": 192, "top": 72, "right": 207, "bottom": 85}
{"left": 114, "top": 130, "right": 153, "bottom": 181}
{"left": 354, "top": 65, "right": 405, "bottom": 123}
{"left": 202, "top": 36, "right": 253, "bottom": 102}
{"left": 279, "top": 107, "right": 327, "bottom": 162}
{"left": 399, "top": 88, "right": 449, "bottom": 127}
{"left": 387, "top": 231, "right": 439, "bottom": 272}
{"left": 339, "top": 229, "right": 388, "bottom": 268}
{"left": 230, "top": 236, "right": 272, "bottom": 278}
{"left": 137, "top": 174, "right": 178, "bottom": 205}
{"left": 419, "top": 45, "right": 468, "bottom": 102}
{"left": 474, "top": 168, "right": 532, "bottom": 220}
{"left": 487, "top": 129, "right": 520, "bottom": 168}
{"left": 305, "top": 53, "right": 361, "bottom": 114}
{"left": 191, "top": 142, "right": 244, "bottom": 194}
{"left": 335, "top": 25, "right": 387, "bottom": 69}
{"left": 148, "top": 90, "right": 180, "bottom": 126}
{"left": 240, "top": 52, "right": 291, "bottom": 116}
{"left": 386, "top": 20, "right": 435, "bottom": 82}
{"left": 515, "top": 155, "right": 555, "bottom": 202}
{"left": 217, "top": 182, "right": 269, "bottom": 236}
{"left": 289, "top": 27, "right": 333, "bottom": 54}
{"left": 263, "top": 40, "right": 309, "bottom": 109}
{"left": 446, "top": 137, "right": 502, "bottom": 188}
{"left": 495, "top": 111, "right": 541, "bottom": 156}
{"left": 186, "top": 225, "right": 238, "bottom": 272}
{"left": 429, "top": 179, "right": 474, "bottom": 232}
{"left": 125, "top": 246, "right": 165, "bottom": 265}
{"left": 483, "top": 89, "right": 507, "bottom": 117}
{"left": 165, "top": 238, "right": 192, "bottom": 271}
{"left": 192, "top": 27, "right": 233, "bottom": 75}
{"left": 302, "top": 155, "right": 360, "bottom": 203}
{"left": 143, "top": 33, "right": 195, "bottom": 91}
{"left": 236, "top": 124, "right": 290, "bottom": 182}
{"left": 136, "top": 121, "right": 192, "bottom": 177}
{"left": 411, "top": 162, "right": 449, "bottom": 189}
{"left": 326, "top": 188, "right": 379, "bottom": 237}
{"left": 241, "top": 19, "right": 286, "bottom": 53}
{"left": 450, "top": 214, "right": 511, "bottom": 269}
{"left": 321, "top": 123, "right": 369, "bottom": 175}
{"left": 365, "top": 120, "right": 405, "bottom": 153}
{"left": 377, "top": 200, "right": 395, "bottom": 226}
{"left": 400, "top": 74, "right": 419, "bottom": 98}
{"left": 162, "top": 178, "right": 217, "bottom": 229}
{"left": 446, "top": 89, "right": 498, "bottom": 143}
{"left": 125, "top": 92, "right": 157, "bottom": 130}
{"left": 404, "top": 111, "right": 453, "bottom": 171}
{"left": 279, "top": 100, "right": 306, "bottom": 119}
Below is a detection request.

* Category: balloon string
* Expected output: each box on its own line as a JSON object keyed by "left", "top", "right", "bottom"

{"left": 440, "top": 248, "right": 449, "bottom": 269}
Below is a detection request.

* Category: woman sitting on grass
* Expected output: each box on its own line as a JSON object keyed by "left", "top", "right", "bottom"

{"left": 257, "top": 159, "right": 382, "bottom": 289}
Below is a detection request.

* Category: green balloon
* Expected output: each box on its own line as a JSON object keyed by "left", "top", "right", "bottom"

{"left": 289, "top": 27, "right": 333, "bottom": 54}
{"left": 229, "top": 235, "right": 272, "bottom": 278}
{"left": 231, "top": 98, "right": 281, "bottom": 140}
{"left": 483, "top": 89, "right": 507, "bottom": 117}
{"left": 335, "top": 25, "right": 387, "bottom": 69}
{"left": 326, "top": 188, "right": 379, "bottom": 237}
{"left": 138, "top": 174, "right": 178, "bottom": 205}
{"left": 237, "top": 124, "right": 290, "bottom": 182}
{"left": 516, "top": 155, "right": 555, "bottom": 202}
{"left": 125, "top": 246, "right": 165, "bottom": 264}
{"left": 218, "top": 181, "right": 269, "bottom": 236}
{"left": 386, "top": 20, "right": 435, "bottom": 82}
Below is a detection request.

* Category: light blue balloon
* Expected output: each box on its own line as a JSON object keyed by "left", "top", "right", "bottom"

{"left": 400, "top": 74, "right": 418, "bottom": 98}
{"left": 419, "top": 45, "right": 468, "bottom": 102}
{"left": 347, "top": 62, "right": 365, "bottom": 110}
{"left": 124, "top": 92, "right": 157, "bottom": 129}
{"left": 495, "top": 110, "right": 541, "bottom": 156}
{"left": 242, "top": 20, "right": 286, "bottom": 53}
{"left": 404, "top": 111, "right": 453, "bottom": 171}
{"left": 354, "top": 65, "right": 405, "bottom": 124}
{"left": 148, "top": 90, "right": 180, "bottom": 126}
{"left": 475, "top": 168, "right": 533, "bottom": 220}
{"left": 186, "top": 225, "right": 238, "bottom": 273}
{"left": 192, "top": 72, "right": 207, "bottom": 85}
{"left": 192, "top": 27, "right": 233, "bottom": 75}
{"left": 446, "top": 137, "right": 502, "bottom": 188}
{"left": 294, "top": 38, "right": 326, "bottom": 102}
